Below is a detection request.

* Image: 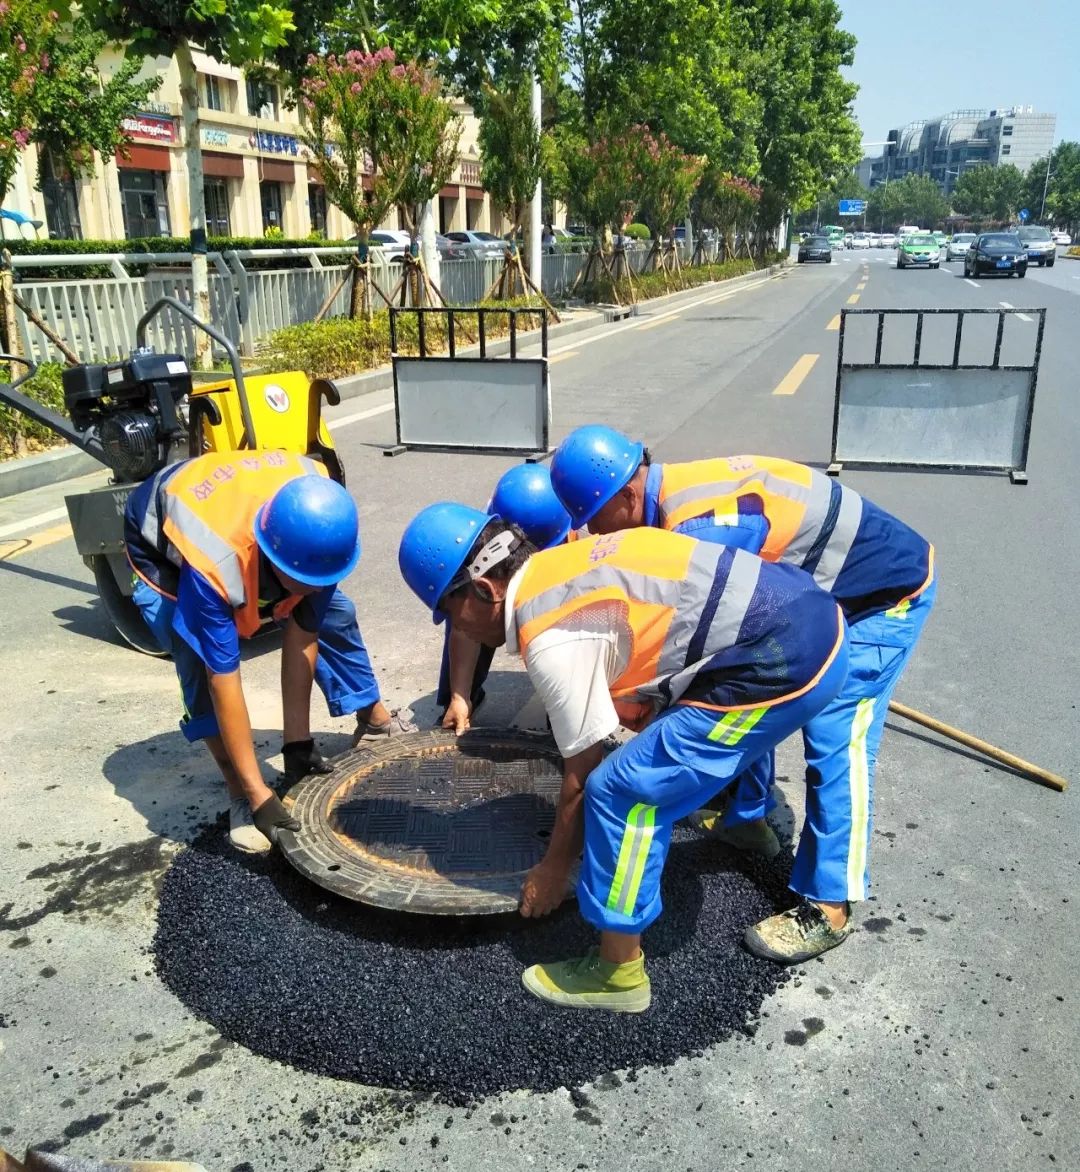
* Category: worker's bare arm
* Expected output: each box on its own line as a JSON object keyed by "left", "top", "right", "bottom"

{"left": 281, "top": 616, "right": 319, "bottom": 743}
{"left": 519, "top": 740, "right": 605, "bottom": 917}
{"left": 444, "top": 626, "right": 483, "bottom": 733}
{"left": 206, "top": 668, "right": 273, "bottom": 806}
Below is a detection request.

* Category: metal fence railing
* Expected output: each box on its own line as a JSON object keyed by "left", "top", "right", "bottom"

{"left": 9, "top": 239, "right": 716, "bottom": 365}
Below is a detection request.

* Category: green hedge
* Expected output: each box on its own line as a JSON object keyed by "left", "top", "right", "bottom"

{"left": 624, "top": 223, "right": 652, "bottom": 241}
{"left": 577, "top": 254, "right": 783, "bottom": 304}
{"left": 0, "top": 362, "right": 66, "bottom": 459}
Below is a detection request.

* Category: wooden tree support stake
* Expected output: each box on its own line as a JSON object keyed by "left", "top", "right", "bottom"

{"left": 12, "top": 293, "right": 80, "bottom": 365}
{"left": 888, "top": 700, "right": 1067, "bottom": 792}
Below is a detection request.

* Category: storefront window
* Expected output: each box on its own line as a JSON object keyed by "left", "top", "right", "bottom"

{"left": 41, "top": 150, "right": 82, "bottom": 240}
{"left": 120, "top": 170, "right": 171, "bottom": 238}
{"left": 260, "top": 181, "right": 284, "bottom": 233}
{"left": 308, "top": 184, "right": 327, "bottom": 235}
{"left": 205, "top": 179, "right": 231, "bottom": 236}
{"left": 247, "top": 79, "right": 279, "bottom": 121}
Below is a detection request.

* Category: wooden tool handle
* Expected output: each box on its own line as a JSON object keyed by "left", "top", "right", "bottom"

{"left": 888, "top": 700, "right": 1067, "bottom": 792}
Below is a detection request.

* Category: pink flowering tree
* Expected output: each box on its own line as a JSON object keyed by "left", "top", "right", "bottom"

{"left": 300, "top": 47, "right": 461, "bottom": 314}
{"left": 0, "top": 1, "right": 155, "bottom": 219}
{"left": 694, "top": 168, "right": 762, "bottom": 260}
{"left": 632, "top": 128, "right": 705, "bottom": 269}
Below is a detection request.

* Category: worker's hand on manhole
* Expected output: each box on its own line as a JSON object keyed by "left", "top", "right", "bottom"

{"left": 440, "top": 696, "right": 472, "bottom": 736}
{"left": 253, "top": 793, "right": 302, "bottom": 843}
{"left": 520, "top": 860, "right": 573, "bottom": 918}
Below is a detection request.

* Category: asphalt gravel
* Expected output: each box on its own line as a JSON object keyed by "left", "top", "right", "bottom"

{"left": 154, "top": 822, "right": 794, "bottom": 1104}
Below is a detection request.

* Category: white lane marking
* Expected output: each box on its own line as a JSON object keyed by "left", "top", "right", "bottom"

{"left": 964, "top": 278, "right": 981, "bottom": 289}
{"left": 1000, "top": 300, "right": 1033, "bottom": 323}
{"left": 328, "top": 402, "right": 395, "bottom": 430}
{"left": 0, "top": 505, "right": 69, "bottom": 540}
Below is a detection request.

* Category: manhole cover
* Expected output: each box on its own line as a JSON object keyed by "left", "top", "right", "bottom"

{"left": 279, "top": 728, "right": 565, "bottom": 915}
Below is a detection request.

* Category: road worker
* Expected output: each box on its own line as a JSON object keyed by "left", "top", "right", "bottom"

{"left": 124, "top": 450, "right": 410, "bottom": 854}
{"left": 438, "top": 463, "right": 573, "bottom": 730}
{"left": 549, "top": 425, "right": 936, "bottom": 963}
{"left": 399, "top": 504, "right": 849, "bottom": 1012}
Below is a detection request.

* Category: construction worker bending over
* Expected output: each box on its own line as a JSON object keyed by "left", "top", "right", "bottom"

{"left": 400, "top": 506, "right": 849, "bottom": 1013}
{"left": 124, "top": 450, "right": 409, "bottom": 854}
{"left": 438, "top": 463, "right": 573, "bottom": 731}
{"left": 550, "top": 426, "right": 936, "bottom": 963}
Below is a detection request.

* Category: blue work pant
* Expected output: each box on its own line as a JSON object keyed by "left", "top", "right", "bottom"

{"left": 723, "top": 582, "right": 936, "bottom": 903}
{"left": 133, "top": 580, "right": 381, "bottom": 742}
{"left": 577, "top": 639, "right": 850, "bottom": 935}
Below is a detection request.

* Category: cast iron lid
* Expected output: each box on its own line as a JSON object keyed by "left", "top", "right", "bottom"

{"left": 278, "top": 728, "right": 565, "bottom": 915}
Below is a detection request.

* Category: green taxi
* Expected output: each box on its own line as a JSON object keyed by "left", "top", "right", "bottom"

{"left": 896, "top": 233, "right": 942, "bottom": 269}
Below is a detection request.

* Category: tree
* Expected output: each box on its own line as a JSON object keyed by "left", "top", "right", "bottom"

{"left": 300, "top": 47, "right": 461, "bottom": 313}
{"left": 732, "top": 0, "right": 861, "bottom": 250}
{"left": 951, "top": 165, "right": 1023, "bottom": 223}
{"left": 0, "top": 2, "right": 154, "bottom": 212}
{"left": 1023, "top": 143, "right": 1080, "bottom": 227}
{"left": 83, "top": 0, "right": 296, "bottom": 367}
{"left": 695, "top": 168, "right": 761, "bottom": 258}
{"left": 632, "top": 129, "right": 705, "bottom": 269}
{"left": 867, "top": 174, "right": 947, "bottom": 230}
{"left": 477, "top": 79, "right": 541, "bottom": 241}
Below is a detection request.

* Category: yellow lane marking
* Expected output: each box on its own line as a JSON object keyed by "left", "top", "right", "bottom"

{"left": 0, "top": 522, "right": 74, "bottom": 561}
{"left": 856, "top": 281, "right": 867, "bottom": 290}
{"left": 847, "top": 293, "right": 861, "bottom": 305}
{"left": 773, "top": 353, "right": 820, "bottom": 396}
{"left": 826, "top": 314, "right": 841, "bottom": 331}
{"left": 636, "top": 315, "right": 679, "bottom": 332}
{"left": 549, "top": 350, "right": 580, "bottom": 364}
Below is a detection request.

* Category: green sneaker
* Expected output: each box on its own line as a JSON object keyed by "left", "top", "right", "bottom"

{"left": 690, "top": 811, "right": 781, "bottom": 860}
{"left": 522, "top": 948, "right": 652, "bottom": 1013}
{"left": 744, "top": 901, "right": 854, "bottom": 964}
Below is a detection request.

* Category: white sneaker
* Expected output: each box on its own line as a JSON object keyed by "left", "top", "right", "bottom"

{"left": 229, "top": 798, "right": 272, "bottom": 854}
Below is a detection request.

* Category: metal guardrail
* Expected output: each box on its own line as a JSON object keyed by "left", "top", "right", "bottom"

{"left": 6, "top": 239, "right": 707, "bottom": 365}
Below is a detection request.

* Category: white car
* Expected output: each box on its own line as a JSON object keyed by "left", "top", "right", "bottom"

{"left": 444, "top": 229, "right": 507, "bottom": 257}
{"left": 843, "top": 233, "right": 854, "bottom": 248}
{"left": 1051, "top": 229, "right": 1071, "bottom": 246}
{"left": 850, "top": 233, "right": 871, "bottom": 249}
{"left": 878, "top": 233, "right": 897, "bottom": 248}
{"left": 946, "top": 232, "right": 977, "bottom": 261}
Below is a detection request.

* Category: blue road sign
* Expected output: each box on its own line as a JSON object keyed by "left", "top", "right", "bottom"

{"left": 1019, "top": 208, "right": 1030, "bottom": 223}
{"left": 838, "top": 199, "right": 867, "bottom": 216}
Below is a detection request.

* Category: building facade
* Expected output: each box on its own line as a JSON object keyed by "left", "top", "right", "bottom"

{"left": 869, "top": 107, "right": 1056, "bottom": 195}
{"left": 3, "top": 49, "right": 509, "bottom": 242}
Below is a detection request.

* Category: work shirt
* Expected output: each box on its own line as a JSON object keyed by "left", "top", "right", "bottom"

{"left": 505, "top": 529, "right": 844, "bottom": 757}
{"left": 642, "top": 458, "right": 933, "bottom": 623}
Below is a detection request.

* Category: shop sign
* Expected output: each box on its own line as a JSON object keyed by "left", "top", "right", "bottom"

{"left": 249, "top": 131, "right": 299, "bottom": 156}
{"left": 202, "top": 128, "right": 231, "bottom": 148}
{"left": 122, "top": 114, "right": 178, "bottom": 144}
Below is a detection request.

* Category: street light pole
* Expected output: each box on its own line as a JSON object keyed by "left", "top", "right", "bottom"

{"left": 1040, "top": 154, "right": 1054, "bottom": 222}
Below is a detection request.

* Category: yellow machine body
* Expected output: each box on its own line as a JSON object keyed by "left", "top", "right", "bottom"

{"left": 189, "top": 370, "right": 337, "bottom": 458}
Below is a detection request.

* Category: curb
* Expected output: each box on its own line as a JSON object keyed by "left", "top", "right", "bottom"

{"left": 0, "top": 265, "right": 786, "bottom": 499}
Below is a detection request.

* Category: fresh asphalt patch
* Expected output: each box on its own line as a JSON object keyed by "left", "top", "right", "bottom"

{"left": 154, "top": 821, "right": 795, "bottom": 1104}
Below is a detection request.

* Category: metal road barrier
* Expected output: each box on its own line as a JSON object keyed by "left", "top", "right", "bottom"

{"left": 385, "top": 306, "right": 551, "bottom": 458}
{"left": 828, "top": 307, "right": 1046, "bottom": 484}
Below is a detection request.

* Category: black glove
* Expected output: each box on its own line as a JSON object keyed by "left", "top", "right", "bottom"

{"left": 252, "top": 793, "right": 301, "bottom": 842}
{"left": 282, "top": 738, "right": 333, "bottom": 785}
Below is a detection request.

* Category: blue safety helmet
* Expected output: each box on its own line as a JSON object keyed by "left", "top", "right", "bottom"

{"left": 399, "top": 502, "right": 497, "bottom": 624}
{"left": 254, "top": 474, "right": 360, "bottom": 588}
{"left": 490, "top": 464, "right": 572, "bottom": 550}
{"left": 549, "top": 424, "right": 645, "bottom": 529}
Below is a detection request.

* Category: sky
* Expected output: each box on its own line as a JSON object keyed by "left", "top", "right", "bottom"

{"left": 836, "top": 0, "right": 1079, "bottom": 156}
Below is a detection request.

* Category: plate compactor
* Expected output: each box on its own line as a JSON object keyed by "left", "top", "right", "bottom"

{"left": 0, "top": 296, "right": 345, "bottom": 653}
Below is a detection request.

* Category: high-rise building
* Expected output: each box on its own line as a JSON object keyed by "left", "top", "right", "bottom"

{"left": 869, "top": 107, "right": 1056, "bottom": 194}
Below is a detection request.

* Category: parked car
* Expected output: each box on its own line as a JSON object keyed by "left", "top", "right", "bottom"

{"left": 896, "top": 233, "right": 941, "bottom": 269}
{"left": 963, "top": 232, "right": 1027, "bottom": 278}
{"left": 444, "top": 229, "right": 507, "bottom": 257}
{"left": 367, "top": 229, "right": 410, "bottom": 260}
{"left": 946, "top": 232, "right": 977, "bottom": 261}
{"left": 797, "top": 235, "right": 832, "bottom": 263}
{"left": 436, "top": 234, "right": 469, "bottom": 260}
{"left": 1051, "top": 229, "right": 1071, "bottom": 246}
{"left": 1015, "top": 225, "right": 1056, "bottom": 267}
{"left": 850, "top": 232, "right": 871, "bottom": 249}
{"left": 878, "top": 233, "right": 897, "bottom": 248}
{"left": 843, "top": 233, "right": 854, "bottom": 248}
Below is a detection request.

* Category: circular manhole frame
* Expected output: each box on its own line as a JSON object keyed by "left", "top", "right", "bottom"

{"left": 278, "top": 727, "right": 567, "bottom": 915}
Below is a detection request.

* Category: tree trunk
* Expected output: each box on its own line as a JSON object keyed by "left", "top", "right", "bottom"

{"left": 176, "top": 39, "right": 211, "bottom": 371}
{"left": 351, "top": 230, "right": 372, "bottom": 321}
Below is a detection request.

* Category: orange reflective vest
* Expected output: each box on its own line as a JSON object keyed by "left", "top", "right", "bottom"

{"left": 513, "top": 527, "right": 843, "bottom": 717}
{"left": 127, "top": 450, "right": 327, "bottom": 637}
{"left": 654, "top": 455, "right": 933, "bottom": 602}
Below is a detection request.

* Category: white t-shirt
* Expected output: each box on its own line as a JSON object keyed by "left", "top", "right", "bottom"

{"left": 504, "top": 566, "right": 631, "bottom": 757}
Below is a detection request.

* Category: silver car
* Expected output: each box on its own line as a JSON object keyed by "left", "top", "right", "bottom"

{"left": 946, "top": 232, "right": 976, "bottom": 261}
{"left": 1015, "top": 225, "right": 1056, "bottom": 268}
{"left": 444, "top": 230, "right": 507, "bottom": 258}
